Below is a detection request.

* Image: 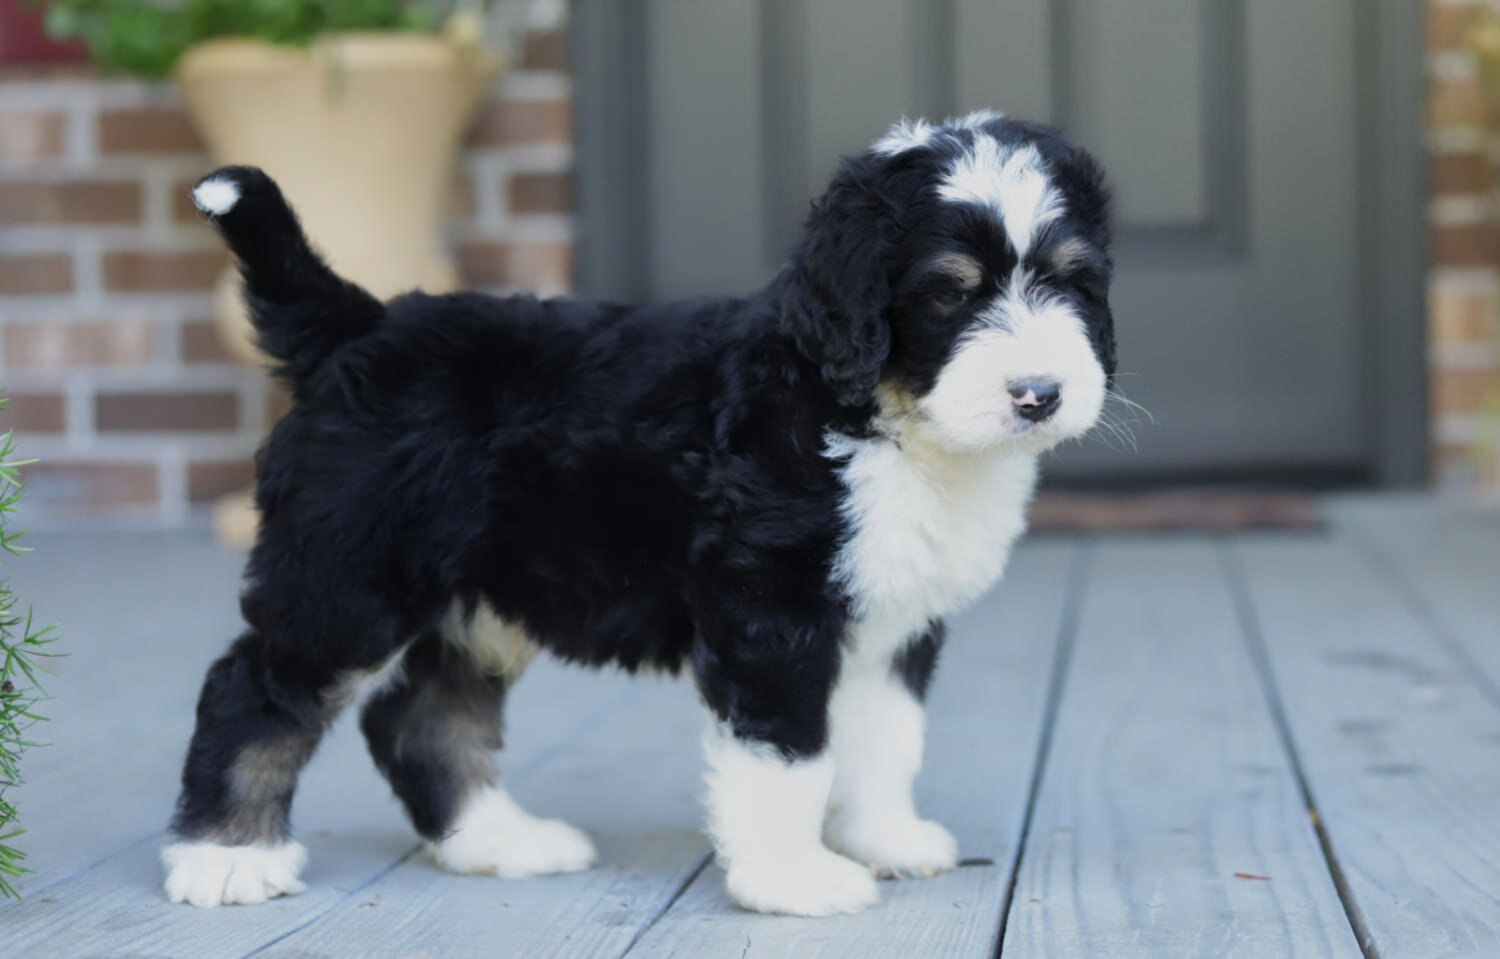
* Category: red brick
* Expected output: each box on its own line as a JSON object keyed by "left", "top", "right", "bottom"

{"left": 1431, "top": 153, "right": 1494, "bottom": 195}
{"left": 457, "top": 240, "right": 572, "bottom": 290}
{"left": 508, "top": 171, "right": 572, "bottom": 214}
{"left": 0, "top": 393, "right": 65, "bottom": 433}
{"left": 102, "top": 250, "right": 225, "bottom": 292}
{"left": 1432, "top": 4, "right": 1483, "bottom": 53}
{"left": 504, "top": 240, "right": 572, "bottom": 290}
{"left": 0, "top": 180, "right": 143, "bottom": 224}
{"left": 3, "top": 320, "right": 155, "bottom": 367}
{"left": 457, "top": 241, "right": 509, "bottom": 286}
{"left": 1430, "top": 75, "right": 1489, "bottom": 127}
{"left": 1429, "top": 284, "right": 1496, "bottom": 345}
{"left": 0, "top": 111, "right": 64, "bottom": 162}
{"left": 95, "top": 391, "right": 240, "bottom": 432}
{"left": 179, "top": 319, "right": 233, "bottom": 364}
{"left": 465, "top": 98, "right": 571, "bottom": 147}
{"left": 17, "top": 461, "right": 157, "bottom": 509}
{"left": 187, "top": 460, "right": 255, "bottom": 502}
{"left": 1432, "top": 223, "right": 1500, "bottom": 267}
{"left": 1432, "top": 366, "right": 1500, "bottom": 414}
{"left": 0, "top": 254, "right": 71, "bottom": 294}
{"left": 97, "top": 108, "right": 204, "bottom": 154}
{"left": 173, "top": 177, "right": 206, "bottom": 223}
{"left": 449, "top": 171, "right": 476, "bottom": 219}
{"left": 522, "top": 29, "right": 569, "bottom": 72}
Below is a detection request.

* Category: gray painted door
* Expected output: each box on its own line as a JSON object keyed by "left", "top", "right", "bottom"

{"left": 574, "top": 0, "right": 1425, "bottom": 484}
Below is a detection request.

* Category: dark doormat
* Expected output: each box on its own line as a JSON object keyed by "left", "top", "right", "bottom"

{"left": 1028, "top": 488, "right": 1325, "bottom": 533}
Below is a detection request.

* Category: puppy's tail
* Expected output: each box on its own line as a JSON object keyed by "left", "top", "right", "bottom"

{"left": 192, "top": 166, "right": 385, "bottom": 384}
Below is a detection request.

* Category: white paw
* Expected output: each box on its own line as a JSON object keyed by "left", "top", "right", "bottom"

{"left": 431, "top": 785, "right": 598, "bottom": 879}
{"left": 826, "top": 815, "right": 959, "bottom": 879}
{"left": 725, "top": 847, "right": 880, "bottom": 917}
{"left": 161, "top": 840, "right": 307, "bottom": 908}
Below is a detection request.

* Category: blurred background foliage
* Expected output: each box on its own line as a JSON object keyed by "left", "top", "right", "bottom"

{"left": 28, "top": 0, "right": 445, "bottom": 77}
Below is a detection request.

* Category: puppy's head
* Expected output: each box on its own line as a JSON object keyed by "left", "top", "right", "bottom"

{"left": 782, "top": 111, "right": 1115, "bottom": 455}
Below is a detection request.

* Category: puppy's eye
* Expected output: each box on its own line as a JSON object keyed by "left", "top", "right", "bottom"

{"left": 930, "top": 288, "right": 970, "bottom": 310}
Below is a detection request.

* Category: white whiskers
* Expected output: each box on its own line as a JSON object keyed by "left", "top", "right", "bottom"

{"left": 1078, "top": 382, "right": 1154, "bottom": 453}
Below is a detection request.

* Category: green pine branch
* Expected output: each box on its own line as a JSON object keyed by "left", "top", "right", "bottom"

{"left": 0, "top": 403, "right": 62, "bottom": 901}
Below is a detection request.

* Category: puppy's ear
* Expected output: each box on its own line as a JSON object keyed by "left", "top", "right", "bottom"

{"left": 780, "top": 154, "right": 901, "bottom": 406}
{"left": 1095, "top": 302, "right": 1118, "bottom": 381}
{"left": 1049, "top": 142, "right": 1117, "bottom": 381}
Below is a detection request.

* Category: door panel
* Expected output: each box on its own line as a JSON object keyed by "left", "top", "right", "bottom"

{"left": 1067, "top": 0, "right": 1210, "bottom": 228}
{"left": 575, "top": 0, "right": 1423, "bottom": 484}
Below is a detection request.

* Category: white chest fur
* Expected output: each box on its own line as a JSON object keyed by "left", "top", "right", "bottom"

{"left": 827, "top": 434, "right": 1037, "bottom": 666}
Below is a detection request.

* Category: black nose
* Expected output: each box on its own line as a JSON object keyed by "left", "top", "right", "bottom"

{"left": 1009, "top": 378, "right": 1062, "bottom": 422}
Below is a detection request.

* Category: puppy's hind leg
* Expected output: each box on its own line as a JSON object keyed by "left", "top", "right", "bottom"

{"left": 360, "top": 606, "right": 597, "bottom": 879}
{"left": 163, "top": 622, "right": 395, "bottom": 908}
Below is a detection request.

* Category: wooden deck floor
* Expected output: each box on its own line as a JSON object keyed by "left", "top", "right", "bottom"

{"left": 2, "top": 496, "right": 1498, "bottom": 957}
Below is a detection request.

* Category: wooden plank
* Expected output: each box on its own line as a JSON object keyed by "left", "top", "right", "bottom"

{"left": 1335, "top": 499, "right": 1500, "bottom": 695}
{"left": 1233, "top": 533, "right": 1500, "bottom": 957}
{"left": 1001, "top": 540, "right": 1362, "bottom": 958}
{"left": 618, "top": 540, "right": 1079, "bottom": 959}
{"left": 4, "top": 532, "right": 247, "bottom": 782}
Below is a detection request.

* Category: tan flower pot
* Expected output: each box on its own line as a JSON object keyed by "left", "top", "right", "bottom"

{"left": 173, "top": 33, "right": 501, "bottom": 545}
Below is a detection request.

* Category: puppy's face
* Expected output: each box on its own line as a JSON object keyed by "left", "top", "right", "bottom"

{"left": 784, "top": 112, "right": 1115, "bottom": 456}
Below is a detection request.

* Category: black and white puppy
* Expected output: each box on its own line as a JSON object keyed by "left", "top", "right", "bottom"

{"left": 163, "top": 112, "right": 1114, "bottom": 917}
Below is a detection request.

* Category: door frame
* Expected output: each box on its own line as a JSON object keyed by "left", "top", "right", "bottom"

{"left": 571, "top": 0, "right": 1428, "bottom": 488}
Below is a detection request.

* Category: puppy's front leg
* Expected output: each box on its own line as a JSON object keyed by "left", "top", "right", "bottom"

{"left": 825, "top": 623, "right": 959, "bottom": 879}
{"left": 693, "top": 631, "right": 878, "bottom": 917}
{"left": 702, "top": 726, "right": 878, "bottom": 917}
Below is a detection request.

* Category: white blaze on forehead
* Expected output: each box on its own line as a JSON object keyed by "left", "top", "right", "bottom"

{"left": 873, "top": 117, "right": 937, "bottom": 155}
{"left": 949, "top": 108, "right": 1005, "bottom": 130}
{"left": 871, "top": 110, "right": 1007, "bottom": 156}
{"left": 938, "top": 138, "right": 1063, "bottom": 257}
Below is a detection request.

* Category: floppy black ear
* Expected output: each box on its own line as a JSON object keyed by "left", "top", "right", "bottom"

{"left": 1049, "top": 142, "right": 1117, "bottom": 381}
{"left": 1096, "top": 302, "right": 1118, "bottom": 381}
{"left": 780, "top": 154, "right": 899, "bottom": 406}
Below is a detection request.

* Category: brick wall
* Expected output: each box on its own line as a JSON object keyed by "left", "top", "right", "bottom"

{"left": 0, "top": 0, "right": 572, "bottom": 525}
{"left": 1429, "top": 0, "right": 1500, "bottom": 491}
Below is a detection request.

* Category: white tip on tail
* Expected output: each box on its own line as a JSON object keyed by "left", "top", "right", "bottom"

{"left": 193, "top": 178, "right": 240, "bottom": 216}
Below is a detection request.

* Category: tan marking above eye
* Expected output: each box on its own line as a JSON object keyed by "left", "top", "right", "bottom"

{"left": 927, "top": 253, "right": 983, "bottom": 290}
{"left": 1050, "top": 237, "right": 1092, "bottom": 273}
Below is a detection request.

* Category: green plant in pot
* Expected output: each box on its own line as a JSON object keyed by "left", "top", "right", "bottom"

{"left": 36, "top": 0, "right": 509, "bottom": 542}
